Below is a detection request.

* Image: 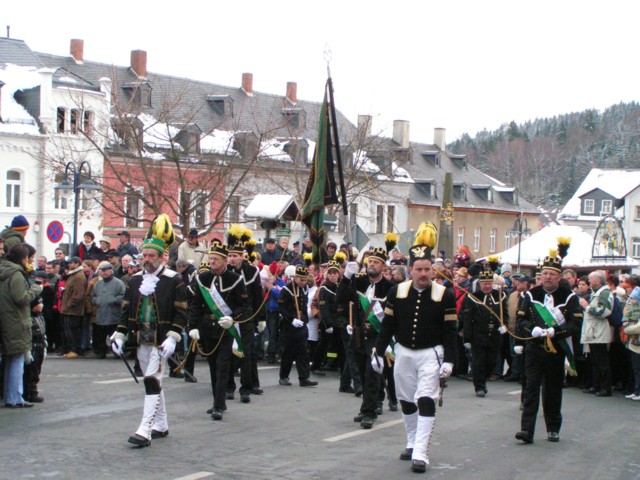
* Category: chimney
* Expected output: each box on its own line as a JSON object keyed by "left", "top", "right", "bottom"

{"left": 357, "top": 115, "right": 372, "bottom": 142}
{"left": 130, "top": 50, "right": 147, "bottom": 78}
{"left": 286, "top": 81, "right": 297, "bottom": 104}
{"left": 70, "top": 39, "right": 84, "bottom": 63}
{"left": 434, "top": 127, "right": 446, "bottom": 151}
{"left": 393, "top": 120, "right": 410, "bottom": 149}
{"left": 242, "top": 73, "right": 253, "bottom": 95}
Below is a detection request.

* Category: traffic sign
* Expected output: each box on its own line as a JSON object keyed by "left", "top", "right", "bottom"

{"left": 343, "top": 223, "right": 370, "bottom": 251}
{"left": 276, "top": 228, "right": 291, "bottom": 237}
{"left": 46, "top": 221, "right": 64, "bottom": 243}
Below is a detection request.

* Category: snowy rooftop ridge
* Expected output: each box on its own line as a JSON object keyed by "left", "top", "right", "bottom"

{"left": 559, "top": 168, "right": 640, "bottom": 218}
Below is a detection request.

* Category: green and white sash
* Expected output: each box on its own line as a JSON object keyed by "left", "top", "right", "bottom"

{"left": 358, "top": 292, "right": 395, "bottom": 350}
{"left": 532, "top": 303, "right": 576, "bottom": 376}
{"left": 197, "top": 276, "right": 243, "bottom": 357}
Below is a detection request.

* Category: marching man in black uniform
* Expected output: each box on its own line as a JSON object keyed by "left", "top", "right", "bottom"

{"left": 111, "top": 214, "right": 187, "bottom": 447}
{"left": 337, "top": 245, "right": 393, "bottom": 429}
{"left": 278, "top": 265, "right": 318, "bottom": 387}
{"left": 515, "top": 250, "right": 580, "bottom": 444}
{"left": 225, "top": 226, "right": 265, "bottom": 403}
{"left": 460, "top": 270, "right": 509, "bottom": 397}
{"left": 188, "top": 240, "right": 247, "bottom": 420}
{"left": 372, "top": 223, "right": 457, "bottom": 473}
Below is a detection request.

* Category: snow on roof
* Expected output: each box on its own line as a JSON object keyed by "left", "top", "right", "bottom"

{"left": 200, "top": 130, "right": 236, "bottom": 155}
{"left": 493, "top": 186, "right": 515, "bottom": 193}
{"left": 0, "top": 63, "right": 40, "bottom": 135}
{"left": 492, "top": 224, "right": 639, "bottom": 269}
{"left": 559, "top": 168, "right": 640, "bottom": 219}
{"left": 138, "top": 112, "right": 180, "bottom": 150}
{"left": 259, "top": 138, "right": 293, "bottom": 163}
{"left": 244, "top": 194, "right": 296, "bottom": 219}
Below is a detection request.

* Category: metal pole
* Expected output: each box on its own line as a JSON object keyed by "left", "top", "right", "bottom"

{"left": 516, "top": 221, "right": 522, "bottom": 273}
{"left": 73, "top": 169, "right": 79, "bottom": 248}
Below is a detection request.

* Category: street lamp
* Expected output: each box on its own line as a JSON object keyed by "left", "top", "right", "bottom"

{"left": 54, "top": 161, "right": 101, "bottom": 248}
{"left": 509, "top": 213, "right": 531, "bottom": 273}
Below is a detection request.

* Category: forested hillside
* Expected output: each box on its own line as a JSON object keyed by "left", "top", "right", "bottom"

{"left": 449, "top": 102, "right": 640, "bottom": 209}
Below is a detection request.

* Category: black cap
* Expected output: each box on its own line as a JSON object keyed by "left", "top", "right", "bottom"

{"left": 106, "top": 250, "right": 119, "bottom": 258}
{"left": 117, "top": 230, "right": 130, "bottom": 237}
{"left": 265, "top": 238, "right": 276, "bottom": 244}
{"left": 68, "top": 256, "right": 82, "bottom": 264}
{"left": 188, "top": 228, "right": 199, "bottom": 238}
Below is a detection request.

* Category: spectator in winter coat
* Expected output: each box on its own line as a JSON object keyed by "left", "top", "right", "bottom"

{"left": 91, "top": 263, "right": 126, "bottom": 358}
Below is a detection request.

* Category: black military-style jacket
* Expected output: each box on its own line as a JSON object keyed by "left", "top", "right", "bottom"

{"left": 375, "top": 280, "right": 458, "bottom": 364}
{"left": 230, "top": 261, "right": 265, "bottom": 323}
{"left": 318, "top": 280, "right": 345, "bottom": 329}
{"left": 278, "top": 280, "right": 308, "bottom": 331}
{"left": 118, "top": 266, "right": 187, "bottom": 346}
{"left": 189, "top": 268, "right": 247, "bottom": 340}
{"left": 516, "top": 285, "right": 581, "bottom": 348}
{"left": 337, "top": 272, "right": 392, "bottom": 339}
{"left": 461, "top": 289, "right": 509, "bottom": 346}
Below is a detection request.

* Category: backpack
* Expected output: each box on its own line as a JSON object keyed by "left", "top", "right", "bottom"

{"left": 607, "top": 295, "right": 623, "bottom": 328}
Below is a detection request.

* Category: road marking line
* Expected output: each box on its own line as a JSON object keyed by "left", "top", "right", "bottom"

{"left": 94, "top": 378, "right": 135, "bottom": 384}
{"left": 173, "top": 472, "right": 215, "bottom": 480}
{"left": 257, "top": 366, "right": 279, "bottom": 371}
{"left": 323, "top": 418, "right": 404, "bottom": 442}
{"left": 507, "top": 389, "right": 521, "bottom": 395}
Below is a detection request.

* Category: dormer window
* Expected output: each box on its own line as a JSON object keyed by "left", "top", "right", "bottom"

{"left": 449, "top": 153, "right": 468, "bottom": 170}
{"left": 453, "top": 182, "right": 467, "bottom": 201}
{"left": 471, "top": 184, "right": 492, "bottom": 202}
{"left": 421, "top": 151, "right": 440, "bottom": 167}
{"left": 282, "top": 139, "right": 309, "bottom": 166}
{"left": 416, "top": 180, "right": 437, "bottom": 199}
{"left": 123, "top": 81, "right": 152, "bottom": 108}
{"left": 174, "top": 124, "right": 202, "bottom": 155}
{"left": 282, "top": 107, "right": 306, "bottom": 129}
{"left": 207, "top": 94, "right": 234, "bottom": 117}
{"left": 494, "top": 186, "right": 518, "bottom": 205}
{"left": 112, "top": 117, "right": 143, "bottom": 150}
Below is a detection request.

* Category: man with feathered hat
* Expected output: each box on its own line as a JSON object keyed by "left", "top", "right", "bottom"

{"left": 225, "top": 225, "right": 265, "bottom": 403}
{"left": 460, "top": 270, "right": 509, "bottom": 397}
{"left": 337, "top": 239, "right": 394, "bottom": 429}
{"left": 515, "top": 238, "right": 581, "bottom": 444}
{"left": 110, "top": 214, "right": 187, "bottom": 447}
{"left": 371, "top": 222, "right": 458, "bottom": 473}
{"left": 188, "top": 238, "right": 248, "bottom": 421}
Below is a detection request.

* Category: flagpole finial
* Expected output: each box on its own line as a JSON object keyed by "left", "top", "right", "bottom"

{"left": 323, "top": 43, "right": 332, "bottom": 76}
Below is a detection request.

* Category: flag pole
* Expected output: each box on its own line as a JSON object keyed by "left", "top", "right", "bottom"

{"left": 325, "top": 47, "right": 352, "bottom": 256}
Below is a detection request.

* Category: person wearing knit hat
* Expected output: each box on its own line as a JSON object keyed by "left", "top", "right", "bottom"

{"left": 1, "top": 215, "right": 30, "bottom": 252}
{"left": 515, "top": 249, "right": 581, "bottom": 445}
{"left": 188, "top": 237, "right": 247, "bottom": 421}
{"left": 110, "top": 214, "right": 187, "bottom": 447}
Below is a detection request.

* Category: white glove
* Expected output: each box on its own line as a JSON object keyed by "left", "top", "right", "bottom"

{"left": 439, "top": 362, "right": 453, "bottom": 378}
{"left": 325, "top": 327, "right": 334, "bottom": 334}
{"left": 498, "top": 325, "right": 507, "bottom": 335}
{"left": 531, "top": 326, "right": 546, "bottom": 337}
{"left": 552, "top": 308, "right": 566, "bottom": 326}
{"left": 546, "top": 327, "right": 555, "bottom": 338}
{"left": 257, "top": 321, "right": 266, "bottom": 333}
{"left": 344, "top": 261, "right": 358, "bottom": 279}
{"left": 514, "top": 345, "right": 524, "bottom": 355}
{"left": 189, "top": 329, "right": 200, "bottom": 341}
{"left": 346, "top": 325, "right": 353, "bottom": 335}
{"left": 371, "top": 354, "right": 385, "bottom": 374}
{"left": 110, "top": 332, "right": 125, "bottom": 356}
{"left": 463, "top": 342, "right": 472, "bottom": 350}
{"left": 160, "top": 336, "right": 177, "bottom": 359}
{"left": 219, "top": 316, "right": 234, "bottom": 329}
{"left": 292, "top": 318, "right": 304, "bottom": 328}
{"left": 25, "top": 351, "right": 34, "bottom": 365}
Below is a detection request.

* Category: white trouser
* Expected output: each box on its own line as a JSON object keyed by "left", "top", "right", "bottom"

{"left": 135, "top": 345, "right": 167, "bottom": 439}
{"left": 393, "top": 344, "right": 442, "bottom": 403}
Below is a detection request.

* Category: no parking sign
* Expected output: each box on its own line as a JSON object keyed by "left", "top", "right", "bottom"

{"left": 46, "top": 221, "right": 64, "bottom": 243}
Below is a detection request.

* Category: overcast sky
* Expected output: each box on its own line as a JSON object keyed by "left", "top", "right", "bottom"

{"left": 4, "top": 1, "right": 640, "bottom": 144}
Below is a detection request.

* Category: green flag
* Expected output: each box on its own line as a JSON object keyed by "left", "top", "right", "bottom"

{"left": 301, "top": 81, "right": 339, "bottom": 262}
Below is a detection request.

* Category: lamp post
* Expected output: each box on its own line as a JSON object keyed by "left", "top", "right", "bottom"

{"left": 54, "top": 161, "right": 101, "bottom": 248}
{"left": 509, "top": 213, "right": 531, "bottom": 273}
